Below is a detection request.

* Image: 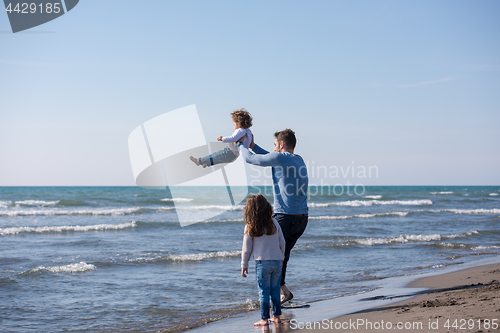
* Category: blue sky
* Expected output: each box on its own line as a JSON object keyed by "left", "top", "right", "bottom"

{"left": 1, "top": 0, "right": 499, "bottom": 186}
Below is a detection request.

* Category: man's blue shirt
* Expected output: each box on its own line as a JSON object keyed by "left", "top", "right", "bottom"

{"left": 239, "top": 143, "right": 308, "bottom": 215}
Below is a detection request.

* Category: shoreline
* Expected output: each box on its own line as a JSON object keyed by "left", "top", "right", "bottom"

{"left": 187, "top": 258, "right": 500, "bottom": 333}
{"left": 290, "top": 261, "right": 500, "bottom": 333}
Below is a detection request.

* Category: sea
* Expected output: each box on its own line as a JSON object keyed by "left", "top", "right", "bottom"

{"left": 0, "top": 186, "right": 499, "bottom": 332}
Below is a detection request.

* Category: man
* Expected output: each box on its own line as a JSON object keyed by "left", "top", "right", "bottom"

{"left": 238, "top": 129, "right": 308, "bottom": 303}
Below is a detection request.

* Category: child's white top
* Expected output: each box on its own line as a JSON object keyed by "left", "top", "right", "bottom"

{"left": 241, "top": 218, "right": 285, "bottom": 269}
{"left": 222, "top": 128, "right": 253, "bottom": 156}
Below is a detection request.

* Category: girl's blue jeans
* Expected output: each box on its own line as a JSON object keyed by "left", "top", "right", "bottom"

{"left": 199, "top": 147, "right": 238, "bottom": 166}
{"left": 255, "top": 260, "right": 282, "bottom": 320}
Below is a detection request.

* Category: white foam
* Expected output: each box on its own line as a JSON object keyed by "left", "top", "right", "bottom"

{"left": 245, "top": 298, "right": 259, "bottom": 310}
{"left": 352, "top": 230, "right": 477, "bottom": 247}
{"left": 160, "top": 205, "right": 243, "bottom": 211}
{"left": 30, "top": 262, "right": 96, "bottom": 273}
{"left": 310, "top": 212, "right": 409, "bottom": 220}
{"left": 354, "top": 236, "right": 406, "bottom": 246}
{"left": 0, "top": 207, "right": 142, "bottom": 217}
{"left": 168, "top": 250, "right": 241, "bottom": 261}
{"left": 445, "top": 230, "right": 479, "bottom": 238}
{"left": 203, "top": 218, "right": 244, "bottom": 223}
{"left": 0, "top": 200, "right": 11, "bottom": 209}
{"left": 160, "top": 198, "right": 194, "bottom": 202}
{"left": 472, "top": 245, "right": 500, "bottom": 251}
{"left": 430, "top": 191, "right": 454, "bottom": 195}
{"left": 157, "top": 217, "right": 244, "bottom": 224}
{"left": 354, "top": 234, "right": 438, "bottom": 246}
{"left": 437, "top": 242, "right": 467, "bottom": 248}
{"left": 435, "top": 209, "right": 500, "bottom": 215}
{"left": 405, "top": 234, "right": 442, "bottom": 241}
{"left": 363, "top": 195, "right": 383, "bottom": 199}
{"left": 490, "top": 193, "right": 499, "bottom": 196}
{"left": 0, "top": 222, "right": 136, "bottom": 236}
{"left": 132, "top": 250, "right": 241, "bottom": 262}
{"left": 309, "top": 199, "right": 432, "bottom": 208}
{"left": 14, "top": 200, "right": 59, "bottom": 207}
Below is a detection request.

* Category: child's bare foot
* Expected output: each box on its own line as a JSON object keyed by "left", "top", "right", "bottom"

{"left": 270, "top": 316, "right": 281, "bottom": 324}
{"left": 254, "top": 319, "right": 269, "bottom": 326}
{"left": 190, "top": 156, "right": 200, "bottom": 166}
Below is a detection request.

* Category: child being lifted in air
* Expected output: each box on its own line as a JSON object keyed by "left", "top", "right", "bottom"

{"left": 190, "top": 108, "right": 253, "bottom": 168}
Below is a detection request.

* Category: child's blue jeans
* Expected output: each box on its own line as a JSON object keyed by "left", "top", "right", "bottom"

{"left": 199, "top": 147, "right": 238, "bottom": 166}
{"left": 255, "top": 260, "right": 282, "bottom": 320}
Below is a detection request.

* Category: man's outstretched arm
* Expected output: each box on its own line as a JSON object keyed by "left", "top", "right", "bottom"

{"left": 245, "top": 135, "right": 268, "bottom": 155}
{"left": 238, "top": 143, "right": 284, "bottom": 167}
{"left": 250, "top": 143, "right": 269, "bottom": 155}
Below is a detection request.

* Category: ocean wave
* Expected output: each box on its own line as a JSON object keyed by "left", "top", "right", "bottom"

{"left": 0, "top": 200, "right": 54, "bottom": 207}
{"left": 0, "top": 199, "right": 90, "bottom": 207}
{"left": 430, "top": 191, "right": 454, "bottom": 195}
{"left": 56, "top": 200, "right": 89, "bottom": 206}
{"left": 159, "top": 205, "right": 243, "bottom": 211}
{"left": 472, "top": 245, "right": 500, "bottom": 251}
{"left": 168, "top": 250, "right": 241, "bottom": 261}
{"left": 416, "top": 262, "right": 464, "bottom": 269}
{"left": 14, "top": 200, "right": 59, "bottom": 207}
{"left": 26, "top": 262, "right": 96, "bottom": 274}
{"left": 353, "top": 234, "right": 441, "bottom": 246}
{"left": 430, "top": 209, "right": 500, "bottom": 215}
{"left": 146, "top": 218, "right": 243, "bottom": 224}
{"left": 130, "top": 250, "right": 241, "bottom": 263}
{"left": 202, "top": 218, "right": 244, "bottom": 223}
{"left": 363, "top": 195, "right": 383, "bottom": 199}
{"left": 309, "top": 199, "right": 433, "bottom": 208}
{"left": 160, "top": 198, "right": 194, "bottom": 202}
{"left": 309, "top": 212, "right": 409, "bottom": 220}
{"left": 0, "top": 207, "right": 143, "bottom": 217}
{"left": 445, "top": 230, "right": 479, "bottom": 238}
{"left": 351, "top": 230, "right": 478, "bottom": 246}
{"left": 490, "top": 193, "right": 499, "bottom": 196}
{"left": 0, "top": 222, "right": 136, "bottom": 236}
{"left": 433, "top": 242, "right": 469, "bottom": 249}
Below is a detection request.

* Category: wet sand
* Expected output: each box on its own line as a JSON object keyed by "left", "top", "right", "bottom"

{"left": 187, "top": 261, "right": 500, "bottom": 333}
{"left": 287, "top": 263, "right": 500, "bottom": 333}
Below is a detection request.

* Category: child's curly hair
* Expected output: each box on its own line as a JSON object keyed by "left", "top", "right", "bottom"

{"left": 243, "top": 194, "right": 276, "bottom": 237}
{"left": 231, "top": 108, "right": 253, "bottom": 129}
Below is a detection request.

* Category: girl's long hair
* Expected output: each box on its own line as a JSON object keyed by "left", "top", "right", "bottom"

{"left": 243, "top": 194, "right": 276, "bottom": 237}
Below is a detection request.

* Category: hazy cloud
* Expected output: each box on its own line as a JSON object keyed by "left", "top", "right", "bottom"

{"left": 397, "top": 77, "right": 456, "bottom": 88}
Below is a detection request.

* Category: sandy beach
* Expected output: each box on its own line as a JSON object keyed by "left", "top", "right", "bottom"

{"left": 285, "top": 263, "right": 500, "bottom": 333}
{"left": 186, "top": 261, "right": 500, "bottom": 333}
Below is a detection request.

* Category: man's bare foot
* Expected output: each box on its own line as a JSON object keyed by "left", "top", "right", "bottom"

{"left": 280, "top": 285, "right": 293, "bottom": 304}
{"left": 190, "top": 156, "right": 200, "bottom": 166}
{"left": 254, "top": 319, "right": 269, "bottom": 326}
{"left": 270, "top": 316, "right": 281, "bottom": 324}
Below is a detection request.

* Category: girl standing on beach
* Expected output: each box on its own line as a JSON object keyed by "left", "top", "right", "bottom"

{"left": 241, "top": 194, "right": 286, "bottom": 327}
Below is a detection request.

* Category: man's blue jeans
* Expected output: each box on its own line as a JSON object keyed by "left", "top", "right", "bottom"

{"left": 255, "top": 260, "right": 282, "bottom": 320}
{"left": 199, "top": 147, "right": 238, "bottom": 166}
